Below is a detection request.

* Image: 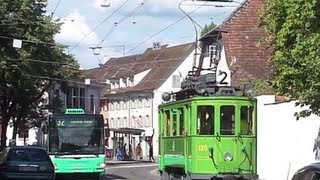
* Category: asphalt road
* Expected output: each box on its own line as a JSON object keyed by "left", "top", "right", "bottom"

{"left": 103, "top": 162, "right": 160, "bottom": 180}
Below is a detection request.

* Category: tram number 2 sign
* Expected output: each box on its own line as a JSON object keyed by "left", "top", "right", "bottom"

{"left": 198, "top": 145, "right": 208, "bottom": 151}
{"left": 219, "top": 71, "right": 228, "bottom": 85}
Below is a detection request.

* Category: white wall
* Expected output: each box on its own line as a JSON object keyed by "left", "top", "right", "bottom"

{"left": 153, "top": 50, "right": 195, "bottom": 157}
{"left": 256, "top": 95, "right": 320, "bottom": 180}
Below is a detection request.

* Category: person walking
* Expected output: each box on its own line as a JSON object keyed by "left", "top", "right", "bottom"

{"left": 149, "top": 142, "right": 155, "bottom": 162}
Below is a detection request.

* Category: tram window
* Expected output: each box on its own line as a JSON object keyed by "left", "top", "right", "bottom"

{"left": 240, "top": 106, "right": 254, "bottom": 135}
{"left": 179, "top": 108, "right": 184, "bottom": 136}
{"left": 197, "top": 106, "right": 214, "bottom": 135}
{"left": 220, "top": 106, "right": 235, "bottom": 135}
{"left": 173, "top": 112, "right": 177, "bottom": 136}
{"left": 165, "top": 110, "right": 170, "bottom": 136}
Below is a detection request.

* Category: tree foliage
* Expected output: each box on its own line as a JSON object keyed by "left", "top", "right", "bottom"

{"left": 0, "top": 0, "right": 80, "bottom": 147}
{"left": 200, "top": 22, "right": 216, "bottom": 37}
{"left": 261, "top": 0, "right": 320, "bottom": 118}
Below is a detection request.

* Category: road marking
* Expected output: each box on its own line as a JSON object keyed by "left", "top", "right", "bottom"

{"left": 150, "top": 168, "right": 159, "bottom": 176}
{"left": 106, "top": 164, "right": 158, "bottom": 170}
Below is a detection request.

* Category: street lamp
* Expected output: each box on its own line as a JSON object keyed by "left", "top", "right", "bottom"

{"left": 90, "top": 46, "right": 102, "bottom": 56}
{"left": 100, "top": 0, "right": 111, "bottom": 7}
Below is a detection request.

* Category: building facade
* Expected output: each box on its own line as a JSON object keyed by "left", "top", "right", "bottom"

{"left": 87, "top": 43, "right": 196, "bottom": 159}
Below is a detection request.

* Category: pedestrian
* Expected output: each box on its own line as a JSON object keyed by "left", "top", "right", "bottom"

{"left": 149, "top": 143, "right": 155, "bottom": 162}
{"left": 129, "top": 144, "right": 133, "bottom": 160}
{"left": 123, "top": 143, "right": 128, "bottom": 160}
{"left": 116, "top": 145, "right": 123, "bottom": 161}
{"left": 135, "top": 143, "right": 142, "bottom": 160}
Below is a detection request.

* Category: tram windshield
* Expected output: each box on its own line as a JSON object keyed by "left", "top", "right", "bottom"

{"left": 240, "top": 106, "right": 254, "bottom": 135}
{"left": 197, "top": 106, "right": 214, "bottom": 135}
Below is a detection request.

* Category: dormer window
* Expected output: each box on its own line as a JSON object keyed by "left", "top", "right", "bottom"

{"left": 128, "top": 77, "right": 134, "bottom": 86}
{"left": 120, "top": 78, "right": 127, "bottom": 88}
{"left": 110, "top": 80, "right": 116, "bottom": 89}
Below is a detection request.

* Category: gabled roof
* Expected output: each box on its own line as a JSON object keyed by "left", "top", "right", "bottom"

{"left": 201, "top": 0, "right": 272, "bottom": 86}
{"left": 85, "top": 42, "right": 195, "bottom": 95}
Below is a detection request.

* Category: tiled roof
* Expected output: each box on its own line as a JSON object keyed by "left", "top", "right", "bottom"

{"left": 201, "top": 0, "right": 273, "bottom": 86}
{"left": 85, "top": 43, "right": 195, "bottom": 95}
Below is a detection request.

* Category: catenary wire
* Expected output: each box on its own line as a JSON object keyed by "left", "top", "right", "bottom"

{"left": 69, "top": 0, "right": 130, "bottom": 52}
{"left": 51, "top": 0, "right": 62, "bottom": 18}
{"left": 125, "top": 1, "right": 209, "bottom": 55}
{"left": 97, "top": 0, "right": 150, "bottom": 46}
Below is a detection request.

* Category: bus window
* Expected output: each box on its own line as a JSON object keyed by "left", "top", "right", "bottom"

{"left": 220, "top": 106, "right": 235, "bottom": 135}
{"left": 240, "top": 106, "right": 254, "bottom": 135}
{"left": 197, "top": 106, "right": 214, "bottom": 135}
{"left": 165, "top": 110, "right": 170, "bottom": 136}
{"left": 179, "top": 108, "right": 184, "bottom": 136}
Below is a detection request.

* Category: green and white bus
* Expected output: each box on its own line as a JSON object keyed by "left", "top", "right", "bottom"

{"left": 42, "top": 108, "right": 106, "bottom": 179}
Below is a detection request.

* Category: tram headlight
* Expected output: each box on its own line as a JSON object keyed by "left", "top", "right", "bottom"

{"left": 224, "top": 152, "right": 233, "bottom": 161}
{"left": 195, "top": 82, "right": 206, "bottom": 94}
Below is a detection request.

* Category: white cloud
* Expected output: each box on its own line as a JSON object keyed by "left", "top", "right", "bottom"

{"left": 55, "top": 10, "right": 99, "bottom": 46}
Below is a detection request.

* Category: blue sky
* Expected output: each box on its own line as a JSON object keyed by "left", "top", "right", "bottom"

{"left": 45, "top": 0, "right": 243, "bottom": 69}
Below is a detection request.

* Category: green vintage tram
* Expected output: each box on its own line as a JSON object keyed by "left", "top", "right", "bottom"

{"left": 158, "top": 73, "right": 258, "bottom": 180}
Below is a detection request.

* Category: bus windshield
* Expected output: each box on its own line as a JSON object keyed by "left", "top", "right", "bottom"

{"left": 48, "top": 114, "right": 104, "bottom": 155}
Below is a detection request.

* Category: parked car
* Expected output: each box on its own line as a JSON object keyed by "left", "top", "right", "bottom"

{"left": 292, "top": 162, "right": 320, "bottom": 180}
{"left": 0, "top": 145, "right": 55, "bottom": 180}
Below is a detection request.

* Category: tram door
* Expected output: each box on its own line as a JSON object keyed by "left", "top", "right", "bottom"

{"left": 216, "top": 105, "right": 239, "bottom": 173}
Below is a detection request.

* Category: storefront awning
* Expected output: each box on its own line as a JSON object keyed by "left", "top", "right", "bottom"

{"left": 109, "top": 128, "right": 145, "bottom": 135}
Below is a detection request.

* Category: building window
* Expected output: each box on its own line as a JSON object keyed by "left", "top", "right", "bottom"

{"left": 116, "top": 101, "right": 121, "bottom": 110}
{"left": 124, "top": 100, "right": 128, "bottom": 109}
{"left": 66, "top": 87, "right": 72, "bottom": 108}
{"left": 117, "top": 117, "right": 121, "bottom": 127}
{"left": 110, "top": 118, "right": 114, "bottom": 128}
{"left": 109, "top": 101, "right": 114, "bottom": 111}
{"left": 172, "top": 75, "right": 181, "bottom": 88}
{"left": 130, "top": 99, "right": 136, "bottom": 109}
{"left": 120, "top": 101, "right": 125, "bottom": 110}
{"left": 143, "top": 98, "right": 150, "bottom": 107}
{"left": 90, "top": 95, "right": 94, "bottom": 112}
{"left": 80, "top": 88, "right": 85, "bottom": 109}
{"left": 73, "top": 87, "right": 79, "bottom": 107}
{"left": 145, "top": 115, "right": 150, "bottom": 127}
{"left": 136, "top": 98, "right": 142, "bottom": 108}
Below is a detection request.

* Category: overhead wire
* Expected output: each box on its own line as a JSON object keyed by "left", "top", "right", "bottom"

{"left": 4, "top": 57, "right": 189, "bottom": 69}
{"left": 125, "top": 1, "right": 209, "bottom": 55}
{"left": 0, "top": 35, "right": 62, "bottom": 47}
{"left": 69, "top": 0, "right": 130, "bottom": 52}
{"left": 51, "top": 0, "right": 62, "bottom": 18}
{"left": 96, "top": 0, "right": 150, "bottom": 46}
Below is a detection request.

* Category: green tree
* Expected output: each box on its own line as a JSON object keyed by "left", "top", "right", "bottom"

{"left": 0, "top": 0, "right": 80, "bottom": 147}
{"left": 200, "top": 22, "right": 216, "bottom": 37}
{"left": 261, "top": 0, "right": 320, "bottom": 119}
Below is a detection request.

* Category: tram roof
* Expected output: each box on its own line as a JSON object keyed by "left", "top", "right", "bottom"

{"left": 159, "top": 95, "right": 256, "bottom": 108}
